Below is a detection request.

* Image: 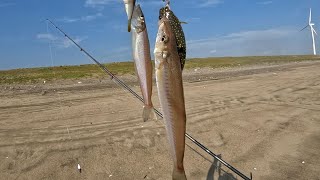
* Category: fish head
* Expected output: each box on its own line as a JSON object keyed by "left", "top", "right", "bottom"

{"left": 154, "top": 17, "right": 175, "bottom": 69}
{"left": 131, "top": 5, "right": 146, "bottom": 33}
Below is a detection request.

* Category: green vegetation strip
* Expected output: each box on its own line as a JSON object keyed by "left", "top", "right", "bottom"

{"left": 1, "top": 55, "right": 319, "bottom": 84}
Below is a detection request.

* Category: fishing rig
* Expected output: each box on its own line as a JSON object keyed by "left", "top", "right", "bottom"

{"left": 46, "top": 19, "right": 253, "bottom": 180}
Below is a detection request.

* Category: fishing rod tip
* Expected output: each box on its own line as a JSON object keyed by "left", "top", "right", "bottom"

{"left": 40, "top": 18, "right": 49, "bottom": 23}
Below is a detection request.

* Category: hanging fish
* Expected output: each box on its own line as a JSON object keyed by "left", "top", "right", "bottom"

{"left": 131, "top": 5, "right": 156, "bottom": 122}
{"left": 123, "top": 0, "right": 136, "bottom": 32}
{"left": 154, "top": 16, "right": 187, "bottom": 180}
{"left": 159, "top": 5, "right": 187, "bottom": 70}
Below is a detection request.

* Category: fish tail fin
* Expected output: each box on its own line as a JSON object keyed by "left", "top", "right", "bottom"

{"left": 172, "top": 169, "right": 187, "bottom": 180}
{"left": 143, "top": 106, "right": 157, "bottom": 122}
{"left": 128, "top": 19, "right": 131, "bottom": 32}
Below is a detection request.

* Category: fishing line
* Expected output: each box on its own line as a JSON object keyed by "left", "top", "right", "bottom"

{"left": 46, "top": 19, "right": 252, "bottom": 180}
{"left": 46, "top": 22, "right": 54, "bottom": 67}
{"left": 46, "top": 22, "right": 84, "bottom": 172}
{"left": 46, "top": 21, "right": 72, "bottom": 141}
{"left": 162, "top": 0, "right": 170, "bottom": 6}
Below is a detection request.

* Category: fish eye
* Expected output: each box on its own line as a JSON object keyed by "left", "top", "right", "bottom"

{"left": 161, "top": 35, "right": 168, "bottom": 43}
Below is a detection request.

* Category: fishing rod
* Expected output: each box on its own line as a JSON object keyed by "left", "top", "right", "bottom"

{"left": 46, "top": 19, "right": 252, "bottom": 180}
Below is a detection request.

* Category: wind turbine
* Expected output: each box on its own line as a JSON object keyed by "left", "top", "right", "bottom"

{"left": 301, "top": 8, "right": 318, "bottom": 55}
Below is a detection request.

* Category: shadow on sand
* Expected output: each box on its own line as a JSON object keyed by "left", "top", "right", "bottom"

{"left": 206, "top": 153, "right": 237, "bottom": 180}
{"left": 186, "top": 144, "right": 237, "bottom": 180}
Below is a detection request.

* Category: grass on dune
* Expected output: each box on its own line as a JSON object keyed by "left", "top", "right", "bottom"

{"left": 0, "top": 62, "right": 135, "bottom": 84}
{"left": 1, "top": 55, "right": 319, "bottom": 84}
{"left": 184, "top": 55, "right": 320, "bottom": 69}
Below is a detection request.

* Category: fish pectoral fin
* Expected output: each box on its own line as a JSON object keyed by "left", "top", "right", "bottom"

{"left": 155, "top": 58, "right": 165, "bottom": 69}
{"left": 142, "top": 106, "right": 157, "bottom": 122}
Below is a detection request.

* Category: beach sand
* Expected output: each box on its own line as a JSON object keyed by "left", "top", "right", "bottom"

{"left": 0, "top": 61, "right": 319, "bottom": 180}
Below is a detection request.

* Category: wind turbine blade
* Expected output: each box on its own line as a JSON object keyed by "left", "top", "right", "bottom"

{"left": 312, "top": 27, "right": 318, "bottom": 36}
{"left": 309, "top": 8, "right": 312, "bottom": 24}
{"left": 300, "top": 25, "right": 309, "bottom": 31}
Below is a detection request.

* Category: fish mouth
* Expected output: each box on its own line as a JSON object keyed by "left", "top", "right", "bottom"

{"left": 154, "top": 47, "right": 163, "bottom": 54}
{"left": 158, "top": 16, "right": 169, "bottom": 26}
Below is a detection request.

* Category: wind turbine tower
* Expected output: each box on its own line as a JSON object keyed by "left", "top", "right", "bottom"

{"left": 301, "top": 8, "right": 318, "bottom": 55}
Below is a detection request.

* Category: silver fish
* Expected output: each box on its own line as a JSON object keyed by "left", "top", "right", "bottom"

{"left": 154, "top": 17, "right": 187, "bottom": 180}
{"left": 131, "top": 5, "right": 156, "bottom": 122}
{"left": 123, "top": 0, "right": 136, "bottom": 32}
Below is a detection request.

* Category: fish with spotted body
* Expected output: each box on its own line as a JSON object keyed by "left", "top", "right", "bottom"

{"left": 159, "top": 5, "right": 186, "bottom": 70}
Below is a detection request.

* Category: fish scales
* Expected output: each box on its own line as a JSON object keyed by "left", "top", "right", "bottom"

{"left": 131, "top": 5, "right": 156, "bottom": 121}
{"left": 154, "top": 16, "right": 187, "bottom": 180}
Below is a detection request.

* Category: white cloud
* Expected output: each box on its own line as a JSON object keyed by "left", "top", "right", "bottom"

{"left": 103, "top": 46, "right": 131, "bottom": 61}
{"left": 210, "top": 49, "right": 217, "bottom": 54}
{"left": 198, "top": 0, "right": 223, "bottom": 8}
{"left": 37, "top": 33, "right": 87, "bottom": 48}
{"left": 85, "top": 0, "right": 163, "bottom": 8}
{"left": 37, "top": 33, "right": 57, "bottom": 41}
{"left": 60, "top": 37, "right": 86, "bottom": 48}
{"left": 184, "top": 17, "right": 201, "bottom": 23}
{"left": 257, "top": 1, "right": 273, "bottom": 5}
{"left": 83, "top": 13, "right": 103, "bottom": 21}
{"left": 187, "top": 27, "right": 311, "bottom": 57}
{"left": 0, "top": 2, "right": 15, "bottom": 7}
{"left": 58, "top": 17, "right": 79, "bottom": 23}
{"left": 58, "top": 13, "right": 103, "bottom": 23}
{"left": 111, "top": 23, "right": 127, "bottom": 33}
{"left": 85, "top": 0, "right": 116, "bottom": 7}
{"left": 140, "top": 0, "right": 163, "bottom": 7}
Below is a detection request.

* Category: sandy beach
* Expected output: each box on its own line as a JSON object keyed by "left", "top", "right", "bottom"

{"left": 0, "top": 61, "right": 319, "bottom": 180}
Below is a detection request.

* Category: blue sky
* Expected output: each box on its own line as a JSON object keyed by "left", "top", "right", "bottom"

{"left": 0, "top": 0, "right": 319, "bottom": 70}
